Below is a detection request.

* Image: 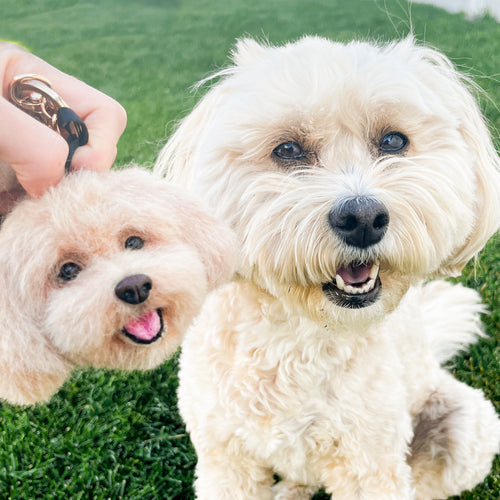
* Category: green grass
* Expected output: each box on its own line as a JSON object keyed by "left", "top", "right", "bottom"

{"left": 0, "top": 0, "right": 499, "bottom": 498}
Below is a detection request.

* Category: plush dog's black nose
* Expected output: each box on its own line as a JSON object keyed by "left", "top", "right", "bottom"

{"left": 115, "top": 274, "right": 152, "bottom": 304}
{"left": 328, "top": 197, "right": 389, "bottom": 248}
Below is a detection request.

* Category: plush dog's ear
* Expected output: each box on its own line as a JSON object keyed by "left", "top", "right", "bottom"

{"left": 0, "top": 278, "right": 73, "bottom": 405}
{"left": 419, "top": 45, "right": 500, "bottom": 276}
{"left": 174, "top": 194, "right": 237, "bottom": 290}
{"left": 0, "top": 209, "right": 72, "bottom": 405}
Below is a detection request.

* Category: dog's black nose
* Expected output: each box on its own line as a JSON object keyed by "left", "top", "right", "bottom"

{"left": 115, "top": 274, "right": 152, "bottom": 304}
{"left": 328, "top": 197, "right": 389, "bottom": 248}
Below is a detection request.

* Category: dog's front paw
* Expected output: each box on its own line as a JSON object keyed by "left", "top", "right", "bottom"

{"left": 272, "top": 479, "right": 318, "bottom": 500}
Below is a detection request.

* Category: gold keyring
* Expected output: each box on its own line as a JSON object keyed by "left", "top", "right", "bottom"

{"left": 9, "top": 74, "right": 89, "bottom": 173}
{"left": 9, "top": 73, "right": 68, "bottom": 133}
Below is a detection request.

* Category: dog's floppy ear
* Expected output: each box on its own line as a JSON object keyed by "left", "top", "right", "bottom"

{"left": 451, "top": 105, "right": 500, "bottom": 274}
{"left": 419, "top": 45, "right": 500, "bottom": 276}
{"left": 155, "top": 84, "right": 220, "bottom": 187}
{"left": 155, "top": 37, "right": 268, "bottom": 185}
{"left": 0, "top": 206, "right": 72, "bottom": 405}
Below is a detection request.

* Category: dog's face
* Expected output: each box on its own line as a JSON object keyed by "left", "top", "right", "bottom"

{"left": 0, "top": 168, "right": 235, "bottom": 404}
{"left": 157, "top": 36, "right": 500, "bottom": 326}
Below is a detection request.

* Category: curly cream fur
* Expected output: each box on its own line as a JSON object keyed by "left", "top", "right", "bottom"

{"left": 0, "top": 167, "right": 235, "bottom": 405}
{"left": 155, "top": 36, "right": 500, "bottom": 499}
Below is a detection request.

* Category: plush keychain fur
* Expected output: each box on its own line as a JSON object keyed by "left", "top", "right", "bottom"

{"left": 0, "top": 167, "right": 235, "bottom": 405}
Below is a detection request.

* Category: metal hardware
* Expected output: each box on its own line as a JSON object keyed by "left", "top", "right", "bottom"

{"left": 9, "top": 74, "right": 88, "bottom": 172}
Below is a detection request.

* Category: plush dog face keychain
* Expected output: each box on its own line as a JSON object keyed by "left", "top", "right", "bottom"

{"left": 0, "top": 167, "right": 235, "bottom": 405}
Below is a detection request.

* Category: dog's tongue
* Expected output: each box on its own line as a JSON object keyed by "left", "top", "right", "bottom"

{"left": 124, "top": 310, "right": 161, "bottom": 341}
{"left": 337, "top": 263, "right": 371, "bottom": 285}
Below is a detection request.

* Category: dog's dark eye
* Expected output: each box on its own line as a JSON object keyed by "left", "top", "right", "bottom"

{"left": 125, "top": 236, "right": 144, "bottom": 250}
{"left": 58, "top": 262, "right": 82, "bottom": 282}
{"left": 379, "top": 132, "right": 409, "bottom": 154}
{"left": 273, "top": 142, "right": 305, "bottom": 160}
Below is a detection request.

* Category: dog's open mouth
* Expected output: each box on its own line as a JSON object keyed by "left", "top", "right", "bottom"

{"left": 122, "top": 309, "right": 164, "bottom": 345}
{"left": 322, "top": 262, "right": 381, "bottom": 308}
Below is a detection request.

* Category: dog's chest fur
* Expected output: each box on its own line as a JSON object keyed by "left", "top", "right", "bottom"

{"left": 179, "top": 280, "right": 412, "bottom": 483}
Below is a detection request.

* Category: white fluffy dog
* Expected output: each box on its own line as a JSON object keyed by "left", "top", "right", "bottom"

{"left": 155, "top": 36, "right": 500, "bottom": 499}
{"left": 0, "top": 167, "right": 235, "bottom": 406}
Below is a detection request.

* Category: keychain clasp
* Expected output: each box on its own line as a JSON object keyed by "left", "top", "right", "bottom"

{"left": 9, "top": 74, "right": 88, "bottom": 172}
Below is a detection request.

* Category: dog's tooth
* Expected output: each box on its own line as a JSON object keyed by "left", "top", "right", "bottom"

{"left": 336, "top": 274, "right": 345, "bottom": 290}
{"left": 336, "top": 269, "right": 377, "bottom": 295}
{"left": 369, "top": 262, "right": 380, "bottom": 280}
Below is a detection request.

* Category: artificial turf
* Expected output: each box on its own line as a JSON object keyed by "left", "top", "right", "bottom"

{"left": 0, "top": 0, "right": 499, "bottom": 498}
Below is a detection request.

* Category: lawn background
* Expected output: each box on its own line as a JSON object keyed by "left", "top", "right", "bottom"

{"left": 0, "top": 0, "right": 499, "bottom": 499}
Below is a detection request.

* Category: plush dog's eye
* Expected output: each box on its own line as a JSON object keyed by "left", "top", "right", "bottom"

{"left": 58, "top": 262, "right": 82, "bottom": 282}
{"left": 379, "top": 132, "right": 409, "bottom": 154}
{"left": 273, "top": 142, "right": 305, "bottom": 160}
{"left": 125, "top": 236, "right": 145, "bottom": 250}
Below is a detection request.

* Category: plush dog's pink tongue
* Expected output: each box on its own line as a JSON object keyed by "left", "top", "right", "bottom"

{"left": 124, "top": 310, "right": 161, "bottom": 341}
{"left": 337, "top": 263, "right": 371, "bottom": 285}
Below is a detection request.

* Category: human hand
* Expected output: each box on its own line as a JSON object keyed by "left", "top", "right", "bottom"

{"left": 0, "top": 42, "right": 126, "bottom": 210}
